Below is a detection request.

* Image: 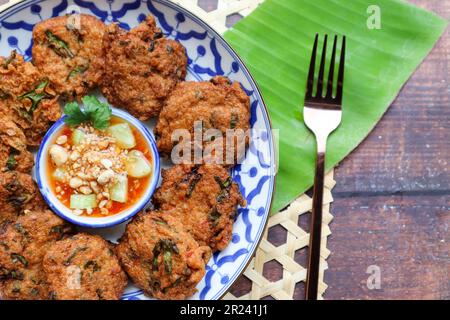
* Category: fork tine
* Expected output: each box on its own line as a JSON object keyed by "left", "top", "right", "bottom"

{"left": 326, "top": 35, "right": 338, "bottom": 99}
{"left": 316, "top": 35, "right": 327, "bottom": 98}
{"left": 335, "top": 36, "right": 346, "bottom": 103}
{"left": 306, "top": 34, "right": 319, "bottom": 99}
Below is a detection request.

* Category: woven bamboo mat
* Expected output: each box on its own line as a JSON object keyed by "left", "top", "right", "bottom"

{"left": 172, "top": 0, "right": 335, "bottom": 300}
{"left": 224, "top": 171, "right": 334, "bottom": 300}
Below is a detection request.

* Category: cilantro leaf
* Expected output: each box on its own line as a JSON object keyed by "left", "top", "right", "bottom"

{"left": 18, "top": 80, "right": 53, "bottom": 114}
{"left": 45, "top": 30, "right": 74, "bottom": 58}
{"left": 63, "top": 96, "right": 111, "bottom": 130}
{"left": 92, "top": 105, "right": 112, "bottom": 130}
{"left": 6, "top": 153, "right": 17, "bottom": 171}
{"left": 64, "top": 102, "right": 89, "bottom": 126}
{"left": 67, "top": 65, "right": 88, "bottom": 80}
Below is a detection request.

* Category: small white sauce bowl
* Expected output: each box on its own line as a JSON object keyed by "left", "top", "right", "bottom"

{"left": 36, "top": 108, "right": 160, "bottom": 228}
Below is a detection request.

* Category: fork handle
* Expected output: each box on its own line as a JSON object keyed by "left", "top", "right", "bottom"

{"left": 306, "top": 137, "right": 327, "bottom": 300}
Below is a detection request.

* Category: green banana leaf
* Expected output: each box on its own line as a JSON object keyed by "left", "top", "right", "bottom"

{"left": 224, "top": 0, "right": 448, "bottom": 214}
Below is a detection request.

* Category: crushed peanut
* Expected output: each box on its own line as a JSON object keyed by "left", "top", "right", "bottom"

{"left": 50, "top": 124, "right": 129, "bottom": 216}
{"left": 56, "top": 135, "right": 68, "bottom": 145}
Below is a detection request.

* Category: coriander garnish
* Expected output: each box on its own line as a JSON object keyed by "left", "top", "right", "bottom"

{"left": 45, "top": 30, "right": 74, "bottom": 58}
{"left": 18, "top": 80, "right": 53, "bottom": 114}
{"left": 6, "top": 148, "right": 19, "bottom": 171}
{"left": 64, "top": 95, "right": 112, "bottom": 130}
{"left": 230, "top": 113, "right": 239, "bottom": 129}
{"left": 67, "top": 65, "right": 89, "bottom": 79}
{"left": 11, "top": 253, "right": 28, "bottom": 267}
{"left": 152, "top": 239, "right": 179, "bottom": 274}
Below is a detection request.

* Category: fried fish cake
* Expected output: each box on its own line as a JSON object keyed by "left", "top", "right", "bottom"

{"left": 101, "top": 15, "right": 187, "bottom": 120}
{"left": 0, "top": 118, "right": 34, "bottom": 173}
{"left": 153, "top": 164, "right": 245, "bottom": 251}
{"left": 0, "top": 209, "right": 74, "bottom": 271}
{"left": 43, "top": 233, "right": 127, "bottom": 300}
{"left": 0, "top": 52, "right": 61, "bottom": 146}
{"left": 0, "top": 209, "right": 74, "bottom": 300}
{"left": 23, "top": 191, "right": 49, "bottom": 213}
{"left": 0, "top": 172, "right": 38, "bottom": 224}
{"left": 32, "top": 14, "right": 106, "bottom": 99}
{"left": 116, "top": 211, "right": 211, "bottom": 300}
{"left": 155, "top": 76, "right": 250, "bottom": 166}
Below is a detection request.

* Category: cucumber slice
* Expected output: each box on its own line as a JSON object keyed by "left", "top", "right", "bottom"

{"left": 126, "top": 150, "right": 152, "bottom": 178}
{"left": 71, "top": 129, "right": 85, "bottom": 145}
{"left": 107, "top": 123, "right": 136, "bottom": 149}
{"left": 70, "top": 194, "right": 97, "bottom": 209}
{"left": 52, "top": 168, "right": 67, "bottom": 182}
{"left": 111, "top": 174, "right": 128, "bottom": 203}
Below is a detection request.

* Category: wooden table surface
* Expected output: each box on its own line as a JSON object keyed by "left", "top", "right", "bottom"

{"left": 0, "top": 0, "right": 447, "bottom": 300}
{"left": 323, "top": 0, "right": 449, "bottom": 300}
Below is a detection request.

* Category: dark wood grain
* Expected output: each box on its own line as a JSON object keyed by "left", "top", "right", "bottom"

{"left": 326, "top": 195, "right": 449, "bottom": 300}
{"left": 324, "top": 0, "right": 450, "bottom": 300}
